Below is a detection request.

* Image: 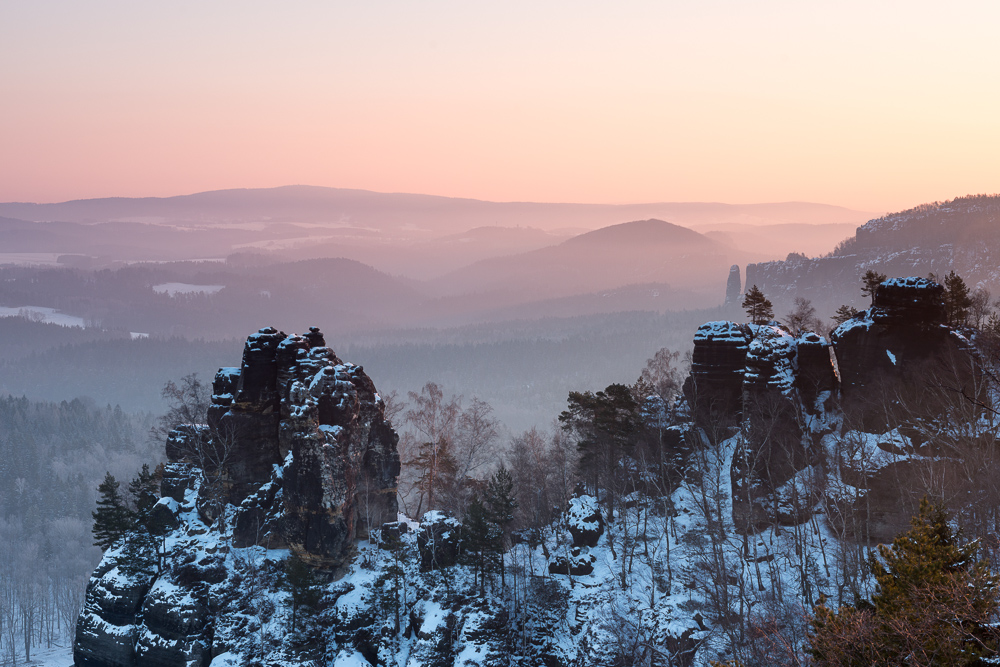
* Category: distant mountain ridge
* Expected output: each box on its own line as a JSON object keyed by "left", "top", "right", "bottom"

{"left": 431, "top": 219, "right": 757, "bottom": 308}
{"left": 0, "top": 185, "right": 875, "bottom": 233}
{"left": 742, "top": 194, "right": 1000, "bottom": 324}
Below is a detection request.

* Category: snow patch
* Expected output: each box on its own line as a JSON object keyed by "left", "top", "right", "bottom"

{"left": 152, "top": 283, "right": 225, "bottom": 296}
{"left": 0, "top": 305, "right": 86, "bottom": 328}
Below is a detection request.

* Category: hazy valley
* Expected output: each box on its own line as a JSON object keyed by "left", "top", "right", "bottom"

{"left": 7, "top": 188, "right": 1000, "bottom": 667}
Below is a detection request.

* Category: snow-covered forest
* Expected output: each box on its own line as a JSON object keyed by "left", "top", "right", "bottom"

{"left": 53, "top": 270, "right": 1000, "bottom": 665}
{"left": 0, "top": 398, "right": 157, "bottom": 665}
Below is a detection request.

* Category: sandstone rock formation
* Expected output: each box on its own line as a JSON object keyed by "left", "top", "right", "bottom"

{"left": 75, "top": 327, "right": 400, "bottom": 667}
{"left": 724, "top": 264, "right": 741, "bottom": 306}
{"left": 168, "top": 326, "right": 400, "bottom": 568}
{"left": 684, "top": 277, "right": 979, "bottom": 540}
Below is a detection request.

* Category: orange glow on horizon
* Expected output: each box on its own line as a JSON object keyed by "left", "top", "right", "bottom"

{"left": 2, "top": 1, "right": 999, "bottom": 212}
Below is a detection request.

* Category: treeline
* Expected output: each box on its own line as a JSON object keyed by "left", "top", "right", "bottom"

{"left": 0, "top": 318, "right": 126, "bottom": 363}
{"left": 0, "top": 311, "right": 700, "bottom": 430}
{"left": 0, "top": 259, "right": 418, "bottom": 340}
{"left": 0, "top": 397, "right": 157, "bottom": 664}
{"left": 0, "top": 337, "right": 241, "bottom": 414}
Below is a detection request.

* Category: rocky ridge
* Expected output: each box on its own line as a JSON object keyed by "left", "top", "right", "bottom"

{"left": 74, "top": 327, "right": 400, "bottom": 667}
{"left": 741, "top": 194, "right": 1000, "bottom": 319}
{"left": 685, "top": 276, "right": 978, "bottom": 540}
{"left": 73, "top": 287, "right": 986, "bottom": 666}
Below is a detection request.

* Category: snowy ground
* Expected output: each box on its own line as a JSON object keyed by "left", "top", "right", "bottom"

{"left": 0, "top": 306, "right": 86, "bottom": 327}
{"left": 152, "top": 283, "right": 225, "bottom": 296}
{"left": 19, "top": 643, "right": 73, "bottom": 667}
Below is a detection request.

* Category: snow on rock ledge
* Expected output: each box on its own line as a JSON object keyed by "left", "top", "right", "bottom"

{"left": 74, "top": 327, "right": 401, "bottom": 667}
{"left": 567, "top": 495, "right": 603, "bottom": 548}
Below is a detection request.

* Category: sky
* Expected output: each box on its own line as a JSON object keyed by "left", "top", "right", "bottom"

{"left": 2, "top": 1, "right": 999, "bottom": 211}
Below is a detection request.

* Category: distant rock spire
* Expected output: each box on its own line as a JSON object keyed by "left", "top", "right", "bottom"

{"left": 725, "top": 265, "right": 742, "bottom": 305}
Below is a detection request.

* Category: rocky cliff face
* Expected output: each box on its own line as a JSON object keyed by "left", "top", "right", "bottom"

{"left": 72, "top": 294, "right": 988, "bottom": 667}
{"left": 171, "top": 326, "right": 401, "bottom": 568}
{"left": 684, "top": 277, "right": 979, "bottom": 540}
{"left": 75, "top": 327, "right": 400, "bottom": 667}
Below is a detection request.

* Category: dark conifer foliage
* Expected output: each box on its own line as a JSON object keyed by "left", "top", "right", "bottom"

{"left": 861, "top": 269, "right": 887, "bottom": 304}
{"left": 741, "top": 285, "right": 774, "bottom": 324}
{"left": 832, "top": 303, "right": 861, "bottom": 325}
{"left": 279, "top": 554, "right": 324, "bottom": 635}
{"left": 559, "top": 383, "right": 640, "bottom": 508}
{"left": 92, "top": 473, "right": 133, "bottom": 551}
{"left": 943, "top": 269, "right": 974, "bottom": 327}
{"left": 809, "top": 499, "right": 999, "bottom": 666}
{"left": 460, "top": 495, "right": 498, "bottom": 592}
{"left": 484, "top": 466, "right": 518, "bottom": 589}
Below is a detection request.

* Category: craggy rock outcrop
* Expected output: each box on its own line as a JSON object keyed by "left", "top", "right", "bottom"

{"left": 825, "top": 278, "right": 980, "bottom": 538}
{"left": 724, "top": 265, "right": 741, "bottom": 305}
{"left": 833, "top": 277, "right": 975, "bottom": 429}
{"left": 417, "top": 511, "right": 462, "bottom": 571}
{"left": 75, "top": 327, "right": 400, "bottom": 667}
{"left": 74, "top": 564, "right": 155, "bottom": 667}
{"left": 685, "top": 321, "right": 750, "bottom": 430}
{"left": 548, "top": 547, "right": 596, "bottom": 576}
{"left": 169, "top": 326, "right": 400, "bottom": 568}
{"left": 795, "top": 332, "right": 838, "bottom": 411}
{"left": 684, "top": 277, "right": 977, "bottom": 538}
{"left": 732, "top": 326, "right": 822, "bottom": 531}
{"left": 565, "top": 495, "right": 603, "bottom": 548}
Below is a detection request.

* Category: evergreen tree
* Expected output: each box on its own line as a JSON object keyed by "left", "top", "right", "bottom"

{"left": 128, "top": 463, "right": 159, "bottom": 528}
{"left": 741, "top": 285, "right": 774, "bottom": 324}
{"left": 119, "top": 464, "right": 168, "bottom": 577}
{"left": 559, "top": 383, "right": 640, "bottom": 512}
{"left": 460, "top": 495, "right": 497, "bottom": 592}
{"left": 376, "top": 526, "right": 406, "bottom": 634}
{"left": 861, "top": 269, "right": 887, "bottom": 304}
{"left": 832, "top": 304, "right": 861, "bottom": 326}
{"left": 484, "top": 465, "right": 518, "bottom": 589}
{"left": 809, "top": 499, "right": 999, "bottom": 665}
{"left": 279, "top": 553, "right": 323, "bottom": 635}
{"left": 944, "top": 270, "right": 973, "bottom": 327}
{"left": 485, "top": 466, "right": 518, "bottom": 535}
{"left": 92, "top": 473, "right": 134, "bottom": 550}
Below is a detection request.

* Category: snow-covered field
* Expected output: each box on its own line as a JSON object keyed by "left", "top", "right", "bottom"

{"left": 21, "top": 643, "right": 72, "bottom": 667}
{"left": 152, "top": 283, "right": 225, "bottom": 296}
{"left": 0, "top": 306, "right": 86, "bottom": 327}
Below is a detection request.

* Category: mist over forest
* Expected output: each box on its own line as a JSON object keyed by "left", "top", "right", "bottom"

{"left": 0, "top": 188, "right": 869, "bottom": 431}
{"left": 8, "top": 188, "right": 1000, "bottom": 666}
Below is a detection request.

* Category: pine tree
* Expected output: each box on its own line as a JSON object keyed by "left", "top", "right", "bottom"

{"left": 279, "top": 553, "right": 323, "bottom": 634}
{"left": 460, "top": 495, "right": 496, "bottom": 592}
{"left": 92, "top": 473, "right": 134, "bottom": 551}
{"left": 809, "top": 498, "right": 999, "bottom": 665}
{"left": 485, "top": 466, "right": 518, "bottom": 590}
{"left": 119, "top": 464, "right": 168, "bottom": 577}
{"left": 944, "top": 270, "right": 973, "bottom": 327}
{"left": 832, "top": 304, "right": 861, "bottom": 326}
{"left": 861, "top": 269, "right": 887, "bottom": 304}
{"left": 374, "top": 526, "right": 406, "bottom": 635}
{"left": 742, "top": 285, "right": 774, "bottom": 324}
{"left": 128, "top": 463, "right": 159, "bottom": 529}
{"left": 559, "top": 384, "right": 640, "bottom": 512}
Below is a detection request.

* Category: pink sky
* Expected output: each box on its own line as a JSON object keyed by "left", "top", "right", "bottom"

{"left": 2, "top": 1, "right": 999, "bottom": 211}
